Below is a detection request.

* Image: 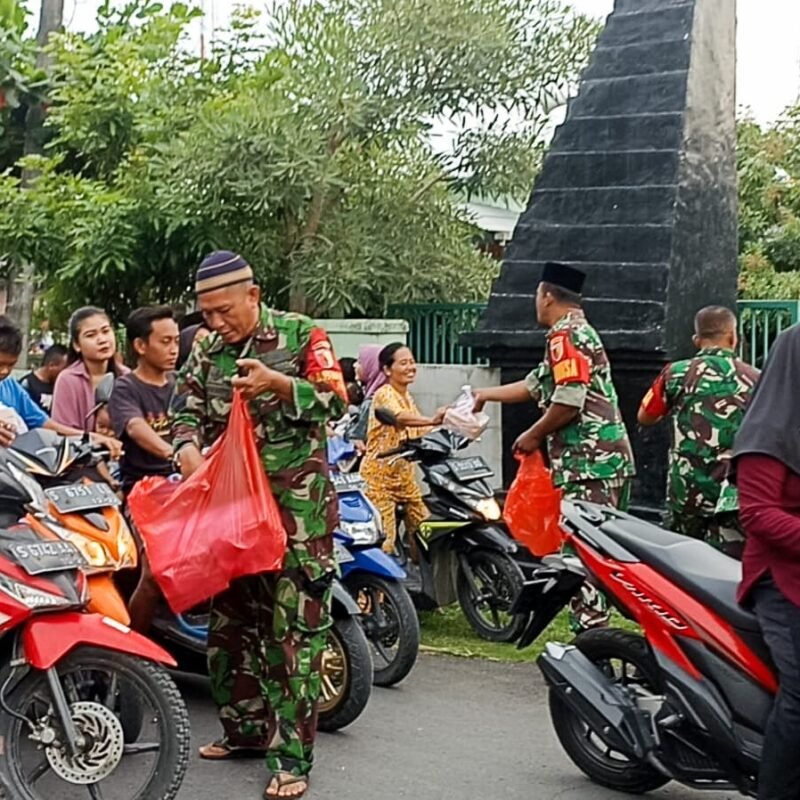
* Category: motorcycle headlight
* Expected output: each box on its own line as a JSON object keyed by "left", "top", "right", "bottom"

{"left": 37, "top": 520, "right": 111, "bottom": 571}
{"left": 473, "top": 497, "right": 502, "bottom": 522}
{"left": 115, "top": 522, "right": 138, "bottom": 569}
{"left": 339, "top": 520, "right": 381, "bottom": 546}
{"left": 0, "top": 574, "right": 72, "bottom": 609}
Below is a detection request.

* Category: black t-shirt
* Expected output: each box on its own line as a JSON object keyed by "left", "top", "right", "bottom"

{"left": 108, "top": 372, "right": 175, "bottom": 489}
{"left": 20, "top": 372, "right": 55, "bottom": 413}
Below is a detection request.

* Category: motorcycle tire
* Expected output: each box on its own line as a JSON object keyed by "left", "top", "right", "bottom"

{"left": 549, "top": 628, "right": 669, "bottom": 794}
{"left": 0, "top": 646, "right": 190, "bottom": 800}
{"left": 317, "top": 617, "right": 373, "bottom": 732}
{"left": 344, "top": 573, "right": 420, "bottom": 687}
{"left": 456, "top": 549, "right": 527, "bottom": 642}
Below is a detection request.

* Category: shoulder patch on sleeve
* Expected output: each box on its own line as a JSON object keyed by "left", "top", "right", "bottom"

{"left": 549, "top": 332, "right": 590, "bottom": 385}
{"left": 304, "top": 327, "right": 347, "bottom": 401}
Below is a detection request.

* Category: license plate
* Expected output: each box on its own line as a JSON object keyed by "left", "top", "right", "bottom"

{"left": 447, "top": 456, "right": 493, "bottom": 481}
{"left": 331, "top": 472, "right": 366, "bottom": 493}
{"left": 45, "top": 483, "right": 120, "bottom": 514}
{"left": 10, "top": 540, "right": 86, "bottom": 575}
{"left": 334, "top": 541, "right": 355, "bottom": 564}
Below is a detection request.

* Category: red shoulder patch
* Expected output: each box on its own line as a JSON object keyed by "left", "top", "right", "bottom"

{"left": 304, "top": 328, "right": 347, "bottom": 401}
{"left": 549, "top": 332, "right": 590, "bottom": 385}
{"left": 640, "top": 369, "right": 670, "bottom": 419}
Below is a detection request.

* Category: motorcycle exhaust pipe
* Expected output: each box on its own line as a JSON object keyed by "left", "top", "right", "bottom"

{"left": 538, "top": 643, "right": 655, "bottom": 760}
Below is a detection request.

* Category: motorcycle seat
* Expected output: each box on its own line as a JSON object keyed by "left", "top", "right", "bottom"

{"left": 598, "top": 519, "right": 760, "bottom": 633}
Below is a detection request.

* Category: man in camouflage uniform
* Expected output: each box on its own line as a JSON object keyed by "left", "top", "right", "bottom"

{"left": 171, "top": 250, "right": 346, "bottom": 799}
{"left": 638, "top": 306, "right": 759, "bottom": 554}
{"left": 475, "top": 261, "right": 635, "bottom": 630}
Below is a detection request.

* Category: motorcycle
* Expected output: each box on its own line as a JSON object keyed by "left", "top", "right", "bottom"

{"left": 5, "top": 429, "right": 136, "bottom": 625}
{"left": 373, "top": 407, "right": 536, "bottom": 642}
{"left": 149, "top": 577, "right": 373, "bottom": 732}
{"left": 0, "top": 451, "right": 189, "bottom": 799}
{"left": 328, "top": 438, "right": 420, "bottom": 687}
{"left": 513, "top": 500, "right": 779, "bottom": 797}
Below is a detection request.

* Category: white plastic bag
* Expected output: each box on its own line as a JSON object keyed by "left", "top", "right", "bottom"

{"left": 442, "top": 385, "right": 489, "bottom": 441}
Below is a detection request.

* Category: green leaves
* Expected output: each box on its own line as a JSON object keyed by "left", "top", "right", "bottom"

{"left": 738, "top": 107, "right": 800, "bottom": 299}
{"left": 3, "top": 0, "right": 594, "bottom": 322}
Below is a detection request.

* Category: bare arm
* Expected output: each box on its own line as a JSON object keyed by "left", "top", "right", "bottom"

{"left": 125, "top": 417, "right": 173, "bottom": 460}
{"left": 395, "top": 408, "right": 445, "bottom": 428}
{"left": 473, "top": 381, "right": 532, "bottom": 410}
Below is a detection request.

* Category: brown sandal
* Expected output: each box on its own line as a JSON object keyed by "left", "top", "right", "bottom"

{"left": 198, "top": 739, "right": 266, "bottom": 760}
{"left": 264, "top": 773, "right": 308, "bottom": 798}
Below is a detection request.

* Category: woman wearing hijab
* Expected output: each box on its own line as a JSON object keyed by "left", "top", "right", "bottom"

{"left": 346, "top": 343, "right": 389, "bottom": 445}
{"left": 733, "top": 324, "right": 800, "bottom": 800}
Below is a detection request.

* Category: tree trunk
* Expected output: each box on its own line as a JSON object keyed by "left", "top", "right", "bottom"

{"left": 7, "top": 0, "right": 64, "bottom": 365}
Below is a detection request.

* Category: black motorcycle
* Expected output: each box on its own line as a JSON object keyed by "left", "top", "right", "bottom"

{"left": 373, "top": 408, "right": 538, "bottom": 642}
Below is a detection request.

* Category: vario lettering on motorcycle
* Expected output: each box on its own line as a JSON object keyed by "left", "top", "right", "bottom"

{"left": 609, "top": 572, "right": 689, "bottom": 630}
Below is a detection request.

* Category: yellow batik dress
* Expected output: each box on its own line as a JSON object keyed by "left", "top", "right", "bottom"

{"left": 360, "top": 384, "right": 429, "bottom": 555}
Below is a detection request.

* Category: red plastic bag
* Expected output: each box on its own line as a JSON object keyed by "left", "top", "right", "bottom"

{"left": 503, "top": 452, "right": 563, "bottom": 556}
{"left": 128, "top": 391, "right": 287, "bottom": 613}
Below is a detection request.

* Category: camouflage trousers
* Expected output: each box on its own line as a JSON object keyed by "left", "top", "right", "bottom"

{"left": 666, "top": 510, "right": 745, "bottom": 559}
{"left": 207, "top": 553, "right": 333, "bottom": 777}
{"left": 560, "top": 478, "right": 632, "bottom": 633}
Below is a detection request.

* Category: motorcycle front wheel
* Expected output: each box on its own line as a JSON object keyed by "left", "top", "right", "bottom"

{"left": 317, "top": 617, "right": 373, "bottom": 732}
{"left": 344, "top": 573, "right": 420, "bottom": 687}
{"left": 456, "top": 549, "right": 527, "bottom": 642}
{"left": 0, "top": 647, "right": 190, "bottom": 800}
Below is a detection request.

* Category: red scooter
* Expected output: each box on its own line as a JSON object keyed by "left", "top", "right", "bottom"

{"left": 0, "top": 464, "right": 190, "bottom": 798}
{"left": 514, "top": 501, "right": 776, "bottom": 797}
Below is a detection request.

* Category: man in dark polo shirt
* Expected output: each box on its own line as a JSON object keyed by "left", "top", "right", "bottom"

{"left": 109, "top": 306, "right": 179, "bottom": 494}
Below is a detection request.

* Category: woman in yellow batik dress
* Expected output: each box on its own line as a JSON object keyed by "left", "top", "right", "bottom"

{"left": 361, "top": 343, "right": 445, "bottom": 557}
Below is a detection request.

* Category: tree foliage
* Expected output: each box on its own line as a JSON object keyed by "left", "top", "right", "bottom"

{"left": 0, "top": 0, "right": 598, "bottom": 323}
{"left": 737, "top": 107, "right": 800, "bottom": 299}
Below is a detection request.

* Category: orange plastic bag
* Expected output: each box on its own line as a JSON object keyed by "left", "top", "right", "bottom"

{"left": 128, "top": 391, "right": 287, "bottom": 613}
{"left": 503, "top": 452, "right": 563, "bottom": 556}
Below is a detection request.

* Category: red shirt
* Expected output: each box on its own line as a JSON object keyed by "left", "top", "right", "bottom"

{"left": 738, "top": 453, "right": 800, "bottom": 606}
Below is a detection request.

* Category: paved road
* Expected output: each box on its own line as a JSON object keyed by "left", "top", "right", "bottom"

{"left": 176, "top": 654, "right": 738, "bottom": 800}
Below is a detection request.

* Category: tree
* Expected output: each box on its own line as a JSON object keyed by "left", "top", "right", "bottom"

{"left": 737, "top": 106, "right": 800, "bottom": 300}
{"left": 0, "top": 0, "right": 599, "bottom": 323}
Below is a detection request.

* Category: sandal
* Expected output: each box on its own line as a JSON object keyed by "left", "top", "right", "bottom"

{"left": 198, "top": 739, "right": 266, "bottom": 760}
{"left": 265, "top": 773, "right": 308, "bottom": 798}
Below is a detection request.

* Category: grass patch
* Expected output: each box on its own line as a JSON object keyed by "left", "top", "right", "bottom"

{"left": 419, "top": 605, "right": 638, "bottom": 663}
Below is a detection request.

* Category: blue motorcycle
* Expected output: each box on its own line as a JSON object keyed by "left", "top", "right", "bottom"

{"left": 328, "top": 439, "right": 421, "bottom": 687}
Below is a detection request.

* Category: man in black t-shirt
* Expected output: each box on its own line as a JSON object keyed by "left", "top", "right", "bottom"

{"left": 20, "top": 344, "right": 69, "bottom": 412}
{"left": 108, "top": 306, "right": 179, "bottom": 494}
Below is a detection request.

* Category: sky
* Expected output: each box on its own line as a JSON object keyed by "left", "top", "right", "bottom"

{"left": 41, "top": 0, "right": 800, "bottom": 125}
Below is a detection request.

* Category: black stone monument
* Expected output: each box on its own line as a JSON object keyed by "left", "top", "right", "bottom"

{"left": 466, "top": 0, "right": 737, "bottom": 513}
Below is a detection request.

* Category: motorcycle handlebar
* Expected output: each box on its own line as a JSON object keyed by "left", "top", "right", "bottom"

{"left": 377, "top": 445, "right": 413, "bottom": 460}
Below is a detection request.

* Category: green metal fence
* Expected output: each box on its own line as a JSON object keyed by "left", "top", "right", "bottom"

{"left": 388, "top": 303, "right": 488, "bottom": 365}
{"left": 737, "top": 300, "right": 800, "bottom": 369}
{"left": 390, "top": 299, "right": 800, "bottom": 367}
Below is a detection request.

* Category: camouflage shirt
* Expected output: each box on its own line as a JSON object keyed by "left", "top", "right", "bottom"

{"left": 641, "top": 347, "right": 759, "bottom": 517}
{"left": 525, "top": 309, "right": 635, "bottom": 487}
{"left": 171, "top": 305, "right": 346, "bottom": 571}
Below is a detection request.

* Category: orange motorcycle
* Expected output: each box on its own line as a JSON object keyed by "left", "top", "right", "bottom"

{"left": 3, "top": 428, "right": 137, "bottom": 625}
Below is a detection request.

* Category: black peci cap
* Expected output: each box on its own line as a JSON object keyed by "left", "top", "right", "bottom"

{"left": 541, "top": 262, "right": 586, "bottom": 294}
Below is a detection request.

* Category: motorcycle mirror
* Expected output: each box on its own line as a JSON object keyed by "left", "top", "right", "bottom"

{"left": 374, "top": 407, "right": 399, "bottom": 427}
{"left": 94, "top": 373, "right": 115, "bottom": 406}
{"left": 85, "top": 373, "right": 116, "bottom": 425}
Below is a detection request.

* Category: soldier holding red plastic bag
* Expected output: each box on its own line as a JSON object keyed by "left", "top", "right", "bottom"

{"left": 170, "top": 251, "right": 346, "bottom": 799}
{"left": 473, "top": 262, "right": 635, "bottom": 631}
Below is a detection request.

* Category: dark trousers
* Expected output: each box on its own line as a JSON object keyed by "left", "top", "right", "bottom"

{"left": 752, "top": 578, "right": 800, "bottom": 800}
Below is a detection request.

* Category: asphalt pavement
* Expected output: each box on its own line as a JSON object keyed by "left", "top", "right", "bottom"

{"left": 176, "top": 654, "right": 738, "bottom": 800}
